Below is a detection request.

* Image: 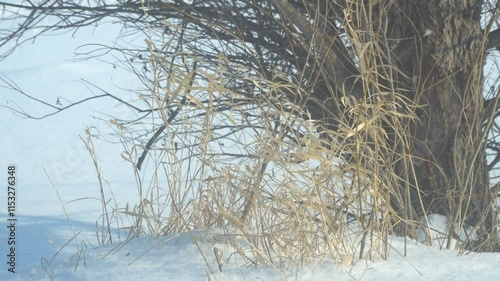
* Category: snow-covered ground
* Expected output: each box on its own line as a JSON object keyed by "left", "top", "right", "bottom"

{"left": 1, "top": 25, "right": 500, "bottom": 281}
{"left": 1, "top": 181, "right": 500, "bottom": 281}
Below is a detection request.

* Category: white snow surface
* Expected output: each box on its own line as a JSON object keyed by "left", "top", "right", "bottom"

{"left": 2, "top": 191, "right": 500, "bottom": 281}
{"left": 1, "top": 25, "right": 500, "bottom": 281}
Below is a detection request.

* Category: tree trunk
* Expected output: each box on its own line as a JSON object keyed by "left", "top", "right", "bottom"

{"left": 385, "top": 0, "right": 493, "bottom": 247}
{"left": 285, "top": 0, "right": 495, "bottom": 247}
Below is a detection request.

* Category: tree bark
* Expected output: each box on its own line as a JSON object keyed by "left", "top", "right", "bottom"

{"left": 384, "top": 0, "right": 493, "bottom": 246}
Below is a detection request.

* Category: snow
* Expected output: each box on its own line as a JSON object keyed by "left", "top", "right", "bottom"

{"left": 3, "top": 215, "right": 500, "bottom": 281}
{"left": 1, "top": 25, "right": 500, "bottom": 281}
{"left": 416, "top": 214, "right": 478, "bottom": 250}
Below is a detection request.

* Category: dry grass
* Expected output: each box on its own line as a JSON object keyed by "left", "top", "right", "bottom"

{"left": 102, "top": 45, "right": 419, "bottom": 270}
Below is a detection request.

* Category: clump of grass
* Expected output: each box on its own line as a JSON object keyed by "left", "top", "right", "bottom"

{"left": 103, "top": 43, "right": 420, "bottom": 270}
